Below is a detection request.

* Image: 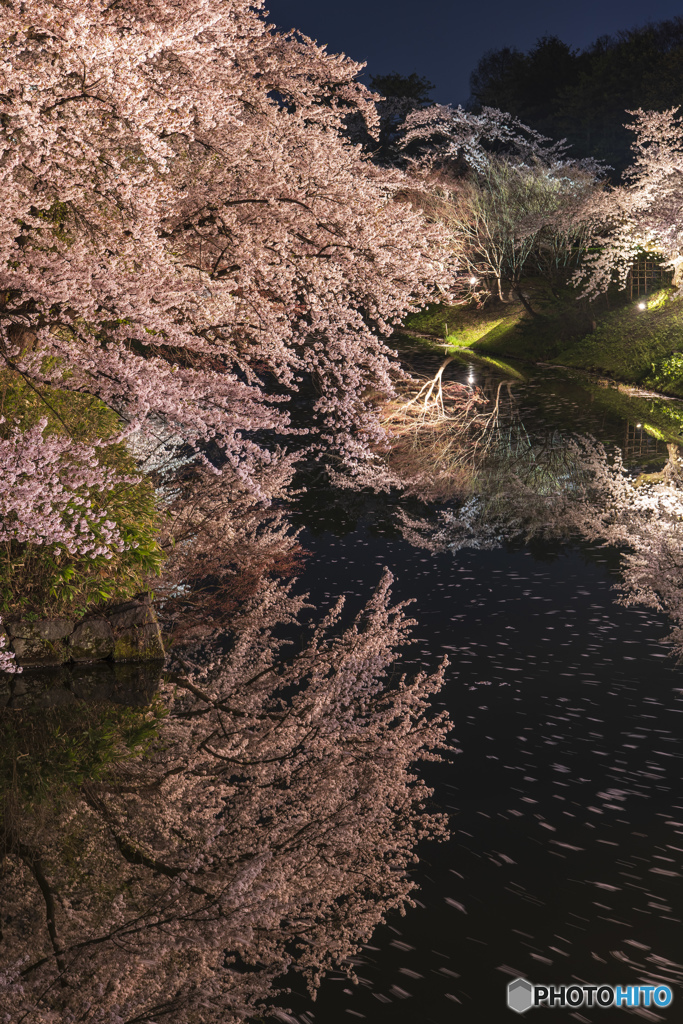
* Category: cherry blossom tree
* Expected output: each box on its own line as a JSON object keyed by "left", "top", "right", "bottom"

{"left": 0, "top": 0, "right": 459, "bottom": 484}
{"left": 0, "top": 615, "right": 16, "bottom": 673}
{"left": 578, "top": 107, "right": 683, "bottom": 297}
{"left": 1, "top": 572, "right": 452, "bottom": 1024}
{"left": 415, "top": 157, "right": 601, "bottom": 305}
{"left": 0, "top": 417, "right": 132, "bottom": 556}
{"left": 400, "top": 104, "right": 562, "bottom": 172}
{"left": 397, "top": 105, "right": 604, "bottom": 305}
{"left": 142, "top": 437, "right": 305, "bottom": 647}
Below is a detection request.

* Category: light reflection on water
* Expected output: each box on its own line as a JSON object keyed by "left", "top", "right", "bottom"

{"left": 288, "top": 360, "right": 683, "bottom": 1022}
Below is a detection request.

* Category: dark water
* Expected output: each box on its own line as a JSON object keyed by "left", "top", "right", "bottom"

{"left": 286, "top": 358, "right": 683, "bottom": 1023}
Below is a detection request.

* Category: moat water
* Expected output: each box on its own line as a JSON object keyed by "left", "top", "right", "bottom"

{"left": 287, "top": 355, "right": 683, "bottom": 1023}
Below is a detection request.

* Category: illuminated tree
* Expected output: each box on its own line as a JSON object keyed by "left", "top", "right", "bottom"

{"left": 579, "top": 107, "right": 683, "bottom": 297}
{"left": 0, "top": 0, "right": 459, "bottom": 481}
{"left": 397, "top": 105, "right": 602, "bottom": 304}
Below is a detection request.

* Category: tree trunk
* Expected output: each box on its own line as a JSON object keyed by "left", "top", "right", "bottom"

{"left": 507, "top": 280, "right": 537, "bottom": 317}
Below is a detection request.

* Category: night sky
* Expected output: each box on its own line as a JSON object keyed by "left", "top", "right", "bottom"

{"left": 266, "top": 0, "right": 683, "bottom": 105}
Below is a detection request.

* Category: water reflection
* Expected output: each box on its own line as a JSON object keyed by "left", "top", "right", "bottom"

{"left": 1, "top": 573, "right": 450, "bottom": 1024}
{"left": 402, "top": 424, "right": 683, "bottom": 669}
{"left": 2, "top": 659, "right": 164, "bottom": 708}
{"left": 290, "top": 531, "right": 683, "bottom": 1022}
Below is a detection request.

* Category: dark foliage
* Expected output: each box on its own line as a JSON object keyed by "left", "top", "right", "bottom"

{"left": 468, "top": 19, "right": 683, "bottom": 176}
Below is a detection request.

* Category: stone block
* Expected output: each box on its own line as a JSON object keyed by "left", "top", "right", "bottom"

{"left": 108, "top": 594, "right": 165, "bottom": 662}
{"left": 69, "top": 618, "right": 115, "bottom": 662}
{"left": 113, "top": 621, "right": 165, "bottom": 662}
{"left": 11, "top": 634, "right": 69, "bottom": 668}
{"left": 107, "top": 594, "right": 156, "bottom": 631}
{"left": 3, "top": 597, "right": 164, "bottom": 675}
{"left": 7, "top": 618, "right": 74, "bottom": 667}
{"left": 7, "top": 618, "right": 74, "bottom": 640}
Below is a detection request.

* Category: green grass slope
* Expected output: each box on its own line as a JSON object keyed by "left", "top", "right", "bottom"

{"left": 399, "top": 284, "right": 683, "bottom": 397}
{"left": 397, "top": 299, "right": 526, "bottom": 350}
{"left": 554, "top": 289, "right": 683, "bottom": 390}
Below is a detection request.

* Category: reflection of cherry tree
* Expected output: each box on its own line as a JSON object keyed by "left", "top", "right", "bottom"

{"left": 399, "top": 432, "right": 683, "bottom": 658}
{"left": 573, "top": 443, "right": 683, "bottom": 659}
{"left": 378, "top": 357, "right": 489, "bottom": 500}
{"left": 1, "top": 572, "right": 451, "bottom": 1024}
{"left": 516, "top": 439, "right": 683, "bottom": 660}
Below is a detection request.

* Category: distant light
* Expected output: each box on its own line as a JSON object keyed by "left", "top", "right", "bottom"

{"left": 469, "top": 277, "right": 478, "bottom": 286}
{"left": 636, "top": 423, "right": 642, "bottom": 428}
{"left": 468, "top": 373, "right": 475, "bottom": 384}
{"left": 638, "top": 302, "right": 646, "bottom": 309}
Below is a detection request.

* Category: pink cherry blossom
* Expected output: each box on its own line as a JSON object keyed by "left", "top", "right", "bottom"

{"left": 0, "top": 0, "right": 460, "bottom": 480}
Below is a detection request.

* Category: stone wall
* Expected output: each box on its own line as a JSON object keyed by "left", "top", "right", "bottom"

{"left": 1, "top": 593, "right": 165, "bottom": 670}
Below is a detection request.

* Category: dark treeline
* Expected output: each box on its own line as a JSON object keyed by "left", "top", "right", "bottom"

{"left": 468, "top": 18, "right": 683, "bottom": 176}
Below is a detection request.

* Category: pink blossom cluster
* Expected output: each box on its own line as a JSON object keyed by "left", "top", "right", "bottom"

{"left": 0, "top": 416, "right": 131, "bottom": 556}
{"left": 401, "top": 103, "right": 565, "bottom": 171}
{"left": 577, "top": 108, "right": 683, "bottom": 296}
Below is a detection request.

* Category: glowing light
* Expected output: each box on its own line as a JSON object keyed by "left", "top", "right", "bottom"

{"left": 469, "top": 277, "right": 477, "bottom": 286}
{"left": 636, "top": 423, "right": 642, "bottom": 428}
{"left": 638, "top": 302, "right": 646, "bottom": 309}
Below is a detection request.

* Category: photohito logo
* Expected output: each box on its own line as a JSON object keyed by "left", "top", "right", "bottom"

{"left": 507, "top": 978, "right": 673, "bottom": 1013}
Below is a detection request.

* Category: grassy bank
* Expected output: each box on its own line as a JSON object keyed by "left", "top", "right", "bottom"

{"left": 552, "top": 288, "right": 683, "bottom": 392}
{"left": 398, "top": 282, "right": 683, "bottom": 398}
{"left": 398, "top": 299, "right": 526, "bottom": 350}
